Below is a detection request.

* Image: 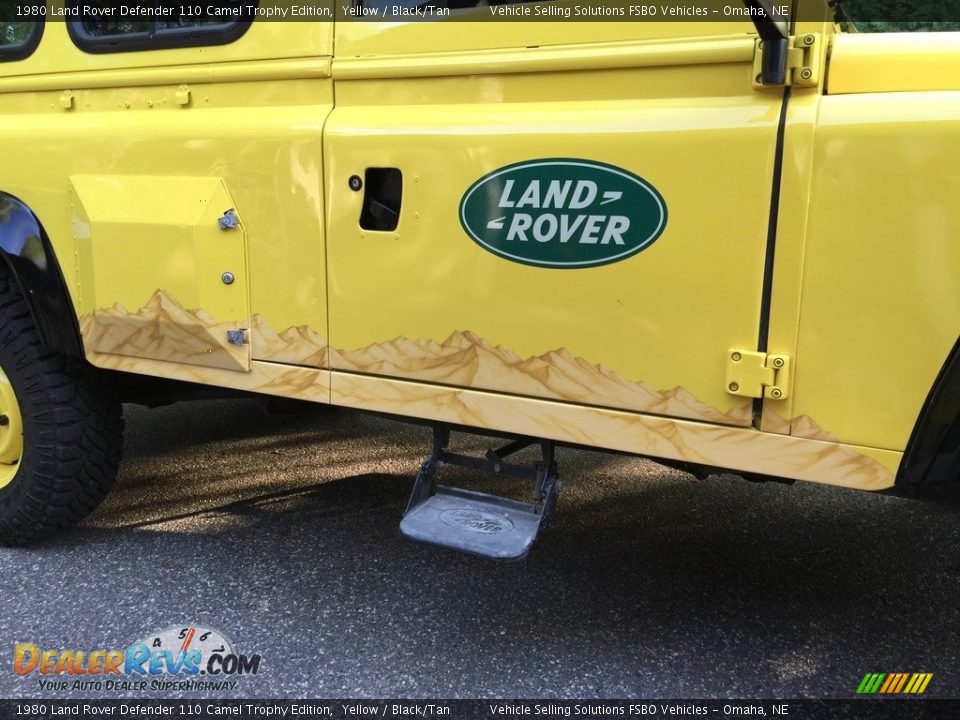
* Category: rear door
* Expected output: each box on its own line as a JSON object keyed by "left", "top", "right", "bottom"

{"left": 326, "top": 7, "right": 785, "bottom": 426}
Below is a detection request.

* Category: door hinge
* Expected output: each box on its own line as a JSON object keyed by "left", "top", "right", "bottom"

{"left": 753, "top": 33, "right": 822, "bottom": 89}
{"left": 725, "top": 350, "right": 791, "bottom": 400}
{"left": 226, "top": 328, "right": 247, "bottom": 346}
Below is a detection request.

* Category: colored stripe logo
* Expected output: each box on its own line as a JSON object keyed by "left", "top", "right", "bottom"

{"left": 857, "top": 673, "right": 933, "bottom": 694}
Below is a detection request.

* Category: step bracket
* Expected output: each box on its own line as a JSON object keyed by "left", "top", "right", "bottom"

{"left": 400, "top": 425, "right": 562, "bottom": 561}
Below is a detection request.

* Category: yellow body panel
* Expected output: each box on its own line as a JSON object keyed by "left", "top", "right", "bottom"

{"left": 0, "top": 20, "right": 334, "bottom": 370}
{"left": 761, "top": 29, "right": 960, "bottom": 455}
{"left": 334, "top": 14, "right": 757, "bottom": 57}
{"left": 71, "top": 176, "right": 251, "bottom": 371}
{"left": 327, "top": 26, "right": 781, "bottom": 427}
{"left": 4, "top": 6, "right": 958, "bottom": 494}
{"left": 828, "top": 32, "right": 960, "bottom": 94}
{"left": 786, "top": 90, "right": 960, "bottom": 450}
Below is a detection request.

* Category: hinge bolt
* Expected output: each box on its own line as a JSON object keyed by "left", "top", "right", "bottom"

{"left": 799, "top": 68, "right": 814, "bottom": 81}
{"left": 728, "top": 382, "right": 739, "bottom": 393}
{"left": 226, "top": 329, "right": 247, "bottom": 346}
{"left": 731, "top": 352, "right": 742, "bottom": 362}
{"left": 772, "top": 357, "right": 785, "bottom": 369}
{"left": 802, "top": 34, "right": 816, "bottom": 46}
{"left": 218, "top": 209, "right": 238, "bottom": 230}
{"left": 770, "top": 388, "right": 783, "bottom": 399}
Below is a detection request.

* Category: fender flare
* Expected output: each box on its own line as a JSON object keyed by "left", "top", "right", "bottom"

{"left": 0, "top": 193, "right": 83, "bottom": 358}
{"left": 894, "top": 338, "right": 960, "bottom": 501}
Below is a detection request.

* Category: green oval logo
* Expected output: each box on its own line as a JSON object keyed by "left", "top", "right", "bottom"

{"left": 459, "top": 158, "right": 667, "bottom": 269}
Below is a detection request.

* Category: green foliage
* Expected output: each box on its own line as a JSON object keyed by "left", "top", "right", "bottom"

{"left": 843, "top": 0, "right": 960, "bottom": 30}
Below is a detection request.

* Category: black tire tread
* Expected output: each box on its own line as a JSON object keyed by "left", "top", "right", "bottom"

{"left": 0, "top": 266, "right": 123, "bottom": 545}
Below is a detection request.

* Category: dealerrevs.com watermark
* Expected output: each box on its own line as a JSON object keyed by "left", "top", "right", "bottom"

{"left": 12, "top": 626, "right": 262, "bottom": 693}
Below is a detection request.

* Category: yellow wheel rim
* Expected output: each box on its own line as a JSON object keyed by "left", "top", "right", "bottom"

{"left": 0, "top": 366, "right": 23, "bottom": 489}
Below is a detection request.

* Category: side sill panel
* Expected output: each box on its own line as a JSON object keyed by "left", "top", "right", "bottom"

{"left": 86, "top": 348, "right": 899, "bottom": 492}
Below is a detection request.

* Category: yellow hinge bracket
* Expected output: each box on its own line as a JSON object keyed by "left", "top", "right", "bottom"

{"left": 175, "top": 85, "right": 191, "bottom": 106}
{"left": 753, "top": 33, "right": 822, "bottom": 89}
{"left": 726, "top": 350, "right": 791, "bottom": 400}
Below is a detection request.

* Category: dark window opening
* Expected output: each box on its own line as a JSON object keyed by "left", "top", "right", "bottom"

{"left": 360, "top": 168, "right": 403, "bottom": 232}
{"left": 67, "top": 1, "right": 255, "bottom": 53}
{"left": 0, "top": 11, "right": 43, "bottom": 62}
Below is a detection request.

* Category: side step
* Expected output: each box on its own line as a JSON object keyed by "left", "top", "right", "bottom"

{"left": 400, "top": 425, "right": 562, "bottom": 560}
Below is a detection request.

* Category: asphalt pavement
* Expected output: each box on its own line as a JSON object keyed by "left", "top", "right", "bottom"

{"left": 1, "top": 398, "right": 958, "bottom": 699}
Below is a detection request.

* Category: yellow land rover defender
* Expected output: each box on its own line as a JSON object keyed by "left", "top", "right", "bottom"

{"left": 0, "top": 1, "right": 958, "bottom": 558}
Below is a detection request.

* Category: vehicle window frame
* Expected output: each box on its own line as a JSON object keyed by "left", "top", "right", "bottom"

{"left": 66, "top": 3, "right": 255, "bottom": 54}
{"left": 0, "top": 18, "right": 44, "bottom": 63}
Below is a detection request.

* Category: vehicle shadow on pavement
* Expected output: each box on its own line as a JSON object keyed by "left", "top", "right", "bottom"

{"left": 26, "top": 398, "right": 960, "bottom": 697}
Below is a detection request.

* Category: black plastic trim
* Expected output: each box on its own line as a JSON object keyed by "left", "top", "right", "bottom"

{"left": 67, "top": 6, "right": 254, "bottom": 55}
{"left": 756, "top": 87, "right": 790, "bottom": 356}
{"left": 750, "top": 87, "right": 790, "bottom": 423}
{"left": 0, "top": 16, "right": 44, "bottom": 63}
{"left": 743, "top": 0, "right": 790, "bottom": 85}
{"left": 896, "top": 338, "right": 960, "bottom": 489}
{"left": 0, "top": 194, "right": 84, "bottom": 358}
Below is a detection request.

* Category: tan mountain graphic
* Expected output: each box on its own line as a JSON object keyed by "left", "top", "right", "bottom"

{"left": 82, "top": 291, "right": 847, "bottom": 435}
{"left": 332, "top": 330, "right": 753, "bottom": 427}
{"left": 79, "top": 290, "right": 893, "bottom": 490}
{"left": 79, "top": 290, "right": 248, "bottom": 372}
{"left": 762, "top": 409, "right": 840, "bottom": 442}
{"left": 250, "top": 314, "right": 328, "bottom": 368}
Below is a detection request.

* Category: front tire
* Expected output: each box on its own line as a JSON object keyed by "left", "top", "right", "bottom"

{"left": 0, "top": 267, "right": 123, "bottom": 545}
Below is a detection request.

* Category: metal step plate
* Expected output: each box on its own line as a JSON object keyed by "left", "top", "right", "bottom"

{"left": 400, "top": 485, "right": 546, "bottom": 560}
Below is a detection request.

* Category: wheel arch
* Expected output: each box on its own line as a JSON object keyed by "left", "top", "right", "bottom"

{"left": 893, "top": 337, "right": 960, "bottom": 503}
{"left": 0, "top": 192, "right": 84, "bottom": 358}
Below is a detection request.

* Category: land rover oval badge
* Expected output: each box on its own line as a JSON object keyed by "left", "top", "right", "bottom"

{"left": 459, "top": 158, "right": 667, "bottom": 269}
